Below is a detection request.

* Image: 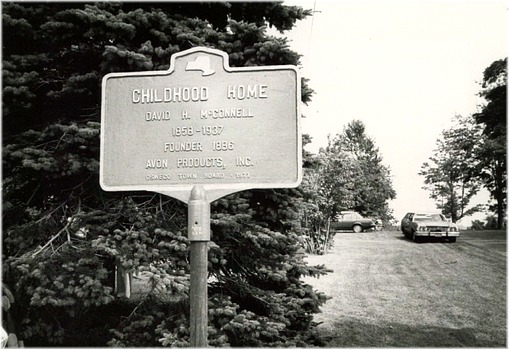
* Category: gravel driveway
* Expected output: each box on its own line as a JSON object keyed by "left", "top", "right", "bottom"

{"left": 304, "top": 230, "right": 506, "bottom": 347}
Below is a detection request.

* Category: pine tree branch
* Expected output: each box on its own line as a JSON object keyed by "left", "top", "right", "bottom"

{"left": 31, "top": 216, "right": 77, "bottom": 258}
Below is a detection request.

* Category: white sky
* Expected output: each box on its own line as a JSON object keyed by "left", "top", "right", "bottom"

{"left": 277, "top": 0, "right": 508, "bottom": 223}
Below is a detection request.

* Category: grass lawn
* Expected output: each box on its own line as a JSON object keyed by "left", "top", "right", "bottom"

{"left": 304, "top": 230, "right": 506, "bottom": 347}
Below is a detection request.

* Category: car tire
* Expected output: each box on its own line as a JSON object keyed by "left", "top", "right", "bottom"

{"left": 353, "top": 224, "right": 363, "bottom": 233}
{"left": 412, "top": 231, "right": 420, "bottom": 243}
{"left": 448, "top": 237, "right": 457, "bottom": 243}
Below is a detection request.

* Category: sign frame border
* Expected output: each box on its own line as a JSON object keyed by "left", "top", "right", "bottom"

{"left": 100, "top": 47, "right": 302, "bottom": 203}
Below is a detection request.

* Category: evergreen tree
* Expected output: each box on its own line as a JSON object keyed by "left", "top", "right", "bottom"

{"left": 327, "top": 120, "right": 396, "bottom": 224}
{"left": 2, "top": 3, "right": 329, "bottom": 346}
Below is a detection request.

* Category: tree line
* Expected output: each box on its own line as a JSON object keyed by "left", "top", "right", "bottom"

{"left": 299, "top": 120, "right": 396, "bottom": 253}
{"left": 420, "top": 58, "right": 507, "bottom": 229}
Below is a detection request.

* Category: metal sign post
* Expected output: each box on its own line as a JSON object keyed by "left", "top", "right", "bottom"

{"left": 100, "top": 47, "right": 301, "bottom": 347}
{"left": 188, "top": 186, "right": 209, "bottom": 347}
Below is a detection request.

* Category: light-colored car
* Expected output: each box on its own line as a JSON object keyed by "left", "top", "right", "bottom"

{"left": 330, "top": 211, "right": 377, "bottom": 233}
{"left": 401, "top": 212, "right": 460, "bottom": 242}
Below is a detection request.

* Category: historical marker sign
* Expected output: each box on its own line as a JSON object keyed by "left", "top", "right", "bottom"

{"left": 100, "top": 47, "right": 301, "bottom": 203}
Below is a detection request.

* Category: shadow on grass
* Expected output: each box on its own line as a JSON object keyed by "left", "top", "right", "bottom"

{"left": 395, "top": 235, "right": 458, "bottom": 244}
{"left": 320, "top": 319, "right": 506, "bottom": 347}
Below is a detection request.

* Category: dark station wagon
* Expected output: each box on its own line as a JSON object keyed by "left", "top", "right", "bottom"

{"left": 330, "top": 211, "right": 377, "bottom": 233}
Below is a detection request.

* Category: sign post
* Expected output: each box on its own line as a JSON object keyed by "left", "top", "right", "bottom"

{"left": 188, "top": 186, "right": 209, "bottom": 347}
{"left": 101, "top": 47, "right": 301, "bottom": 347}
